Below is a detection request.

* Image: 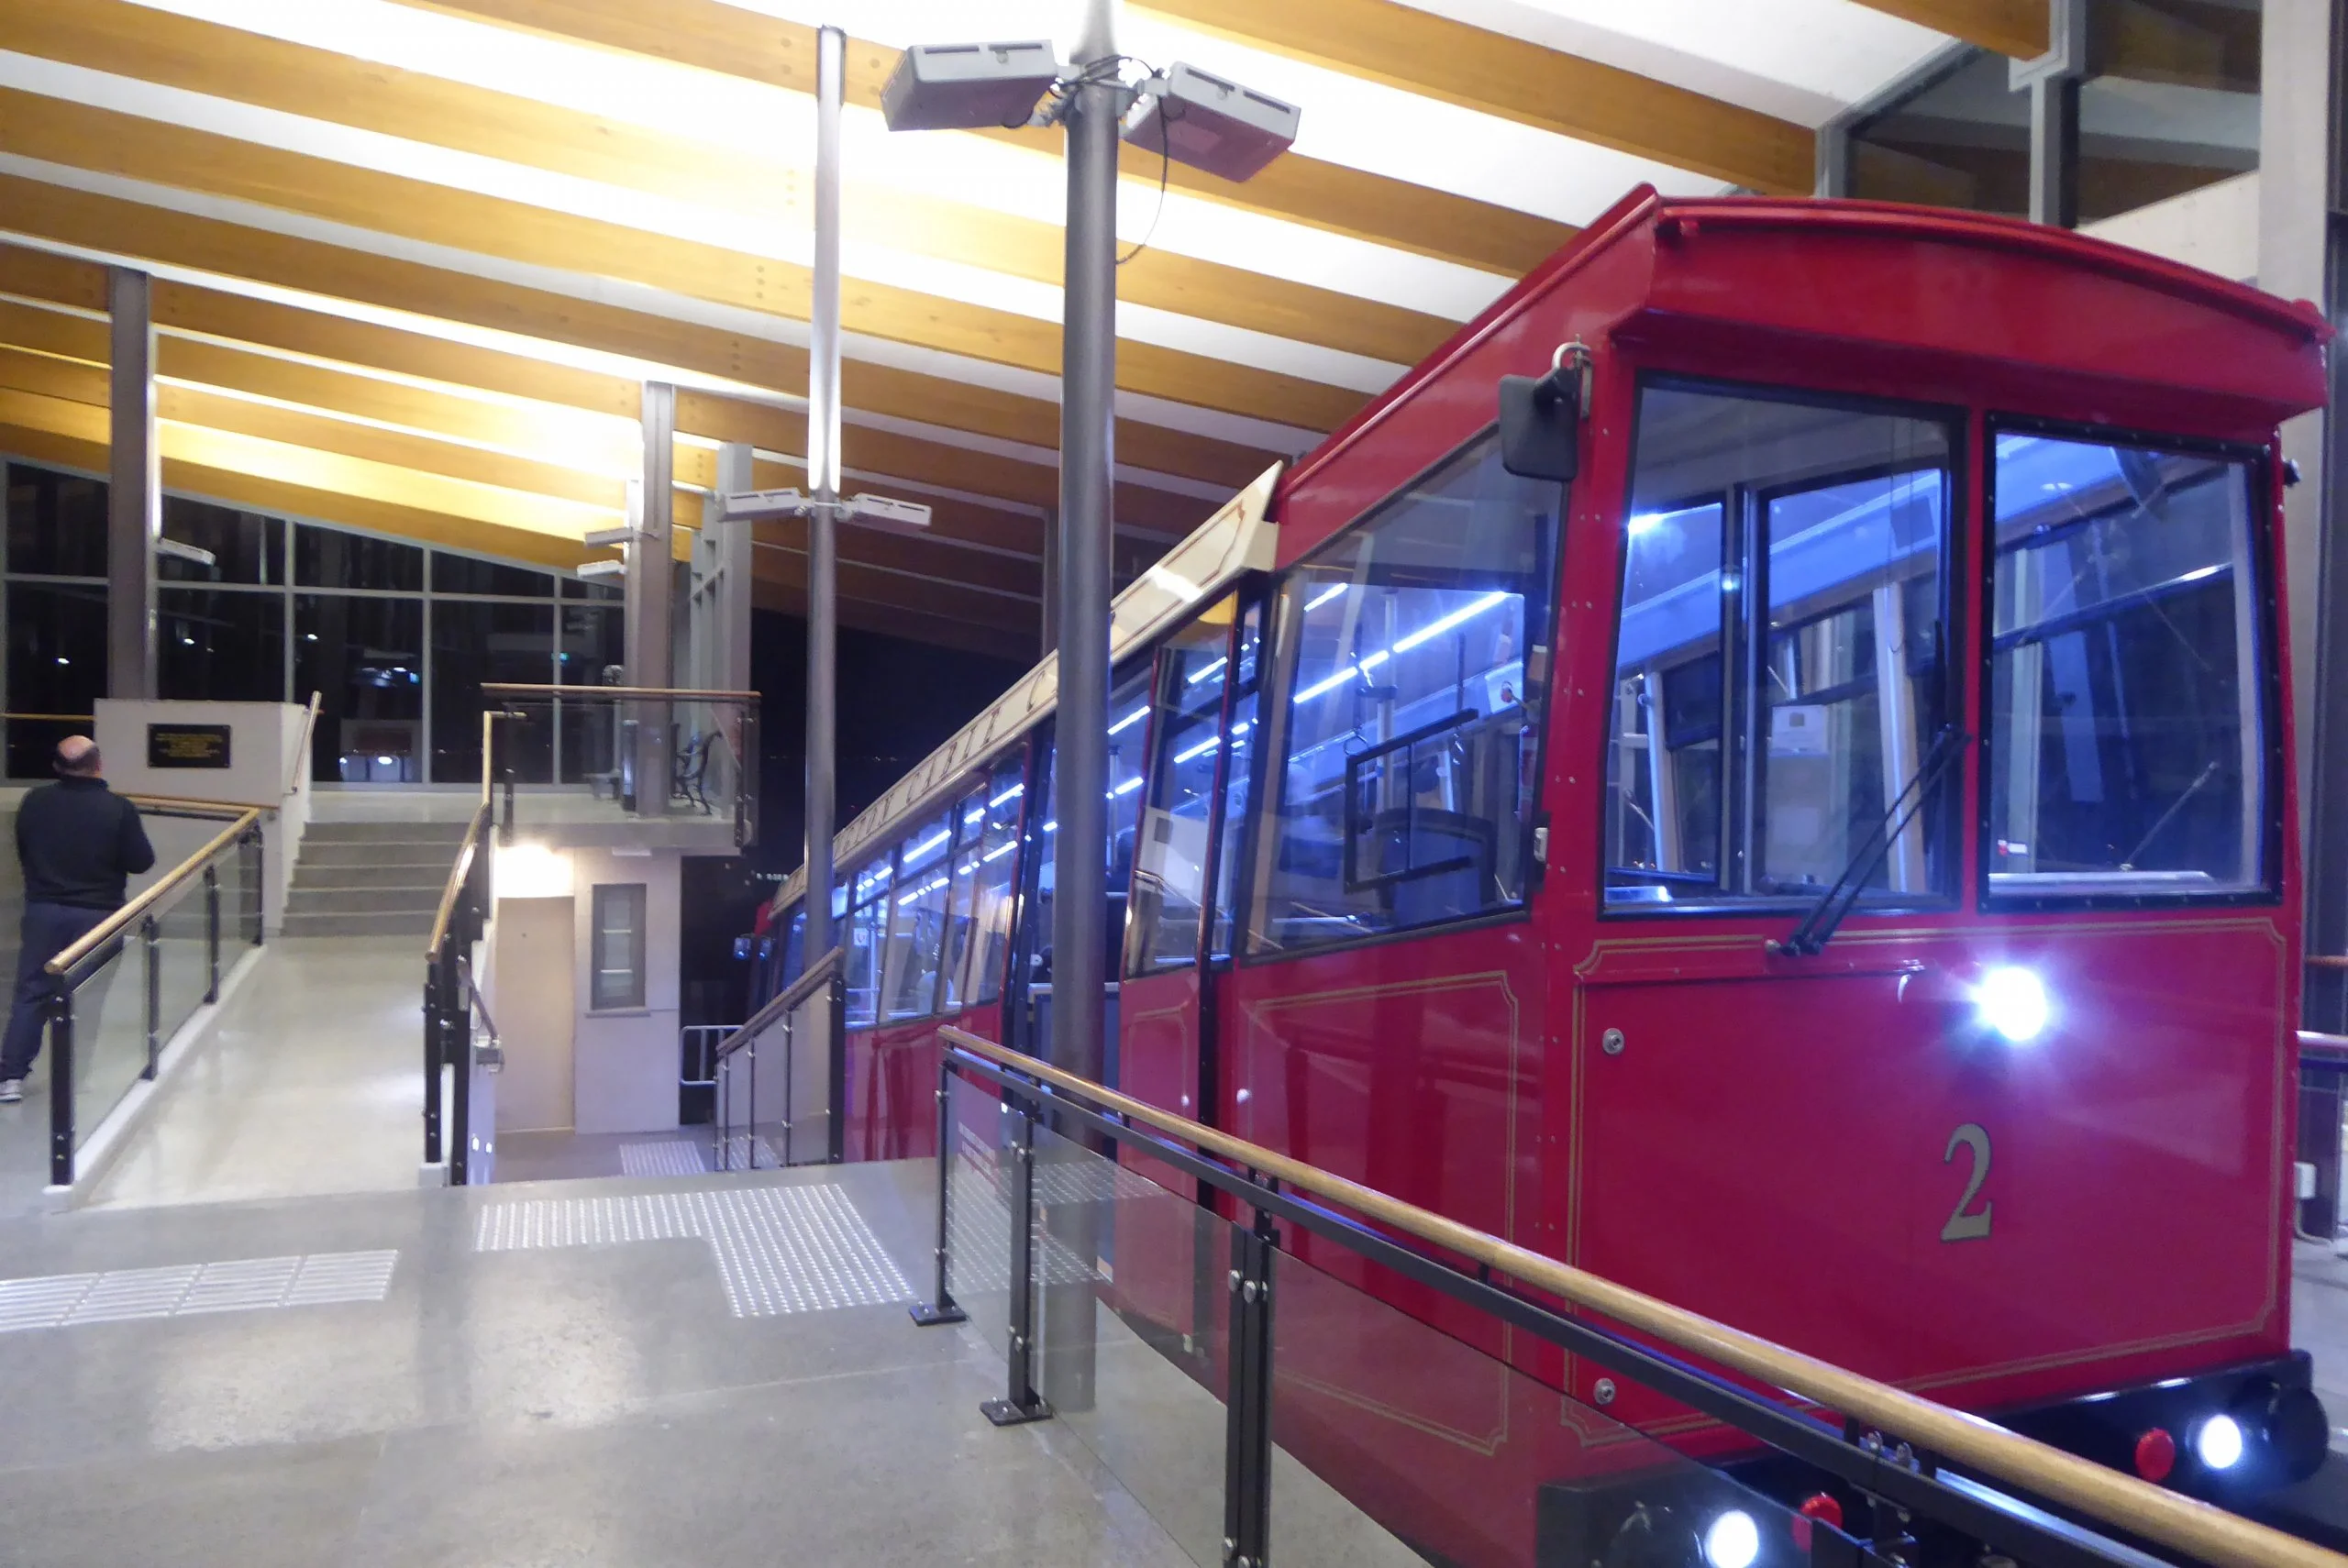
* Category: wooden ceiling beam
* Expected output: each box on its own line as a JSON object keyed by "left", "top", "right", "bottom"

{"left": 748, "top": 540, "right": 1037, "bottom": 648}
{"left": 1136, "top": 0, "right": 1813, "bottom": 193}
{"left": 1841, "top": 1, "right": 2049, "bottom": 59}
{"left": 0, "top": 226, "right": 1280, "bottom": 495}
{"left": 405, "top": 0, "right": 1576, "bottom": 277}
{"left": 0, "top": 384, "right": 615, "bottom": 541}
{"left": 0, "top": 88, "right": 1365, "bottom": 431}
{"left": 0, "top": 421, "right": 599, "bottom": 569}
{"left": 9, "top": 0, "right": 1454, "bottom": 372}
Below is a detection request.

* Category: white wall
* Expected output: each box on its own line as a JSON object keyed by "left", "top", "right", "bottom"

{"left": 485, "top": 897, "right": 578, "bottom": 1133}
{"left": 93, "top": 700, "right": 306, "bottom": 933}
{"left": 2080, "top": 171, "right": 2261, "bottom": 284}
{"left": 570, "top": 847, "right": 682, "bottom": 1134}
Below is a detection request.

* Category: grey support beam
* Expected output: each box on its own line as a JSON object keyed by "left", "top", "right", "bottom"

{"left": 626, "top": 381, "right": 677, "bottom": 816}
{"left": 106, "top": 267, "right": 157, "bottom": 700}
{"left": 803, "top": 23, "right": 846, "bottom": 956}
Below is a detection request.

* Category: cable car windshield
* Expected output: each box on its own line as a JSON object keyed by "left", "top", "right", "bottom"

{"left": 1987, "top": 429, "right": 2268, "bottom": 900}
{"left": 1605, "top": 380, "right": 1957, "bottom": 910}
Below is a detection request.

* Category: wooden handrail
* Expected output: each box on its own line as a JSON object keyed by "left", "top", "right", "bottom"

{"left": 939, "top": 1025, "right": 2342, "bottom": 1568}
{"left": 425, "top": 805, "right": 491, "bottom": 961}
{"left": 46, "top": 807, "right": 263, "bottom": 976}
{"left": 286, "top": 690, "right": 321, "bottom": 799}
{"left": 713, "top": 946, "right": 841, "bottom": 1063}
{"left": 480, "top": 683, "right": 760, "bottom": 701}
{"left": 2309, "top": 955, "right": 2348, "bottom": 971}
{"left": 122, "top": 792, "right": 269, "bottom": 815}
{"left": 0, "top": 712, "right": 94, "bottom": 723}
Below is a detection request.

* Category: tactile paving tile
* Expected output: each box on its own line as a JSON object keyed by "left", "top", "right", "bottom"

{"left": 0, "top": 1251, "right": 398, "bottom": 1332}
{"left": 619, "top": 1140, "right": 710, "bottom": 1178}
{"left": 473, "top": 1186, "right": 914, "bottom": 1317}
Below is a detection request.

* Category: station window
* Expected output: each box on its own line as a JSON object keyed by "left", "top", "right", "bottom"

{"left": 589, "top": 883, "right": 647, "bottom": 1011}
{"left": 1127, "top": 599, "right": 1242, "bottom": 973}
{"left": 1250, "top": 437, "right": 1557, "bottom": 954}
{"left": 1986, "top": 428, "right": 2267, "bottom": 900}
{"left": 1604, "top": 380, "right": 1956, "bottom": 910}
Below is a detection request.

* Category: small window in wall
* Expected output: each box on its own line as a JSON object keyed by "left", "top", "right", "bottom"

{"left": 590, "top": 883, "right": 648, "bottom": 1010}
{"left": 1250, "top": 436, "right": 1559, "bottom": 954}
{"left": 1603, "top": 380, "right": 1956, "bottom": 909}
{"left": 1987, "top": 428, "right": 2268, "bottom": 900}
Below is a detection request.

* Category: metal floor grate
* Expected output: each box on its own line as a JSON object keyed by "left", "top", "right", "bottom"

{"left": 0, "top": 1251, "right": 397, "bottom": 1332}
{"left": 474, "top": 1186, "right": 914, "bottom": 1317}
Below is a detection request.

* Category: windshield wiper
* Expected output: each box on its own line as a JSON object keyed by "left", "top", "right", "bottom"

{"left": 1776, "top": 724, "right": 1970, "bottom": 957}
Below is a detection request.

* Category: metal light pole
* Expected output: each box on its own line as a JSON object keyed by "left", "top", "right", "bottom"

{"left": 1053, "top": 1, "right": 1117, "bottom": 1093}
{"left": 804, "top": 23, "right": 846, "bottom": 958}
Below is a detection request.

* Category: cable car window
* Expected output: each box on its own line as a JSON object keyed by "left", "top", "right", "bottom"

{"left": 1987, "top": 430, "right": 2267, "bottom": 899}
{"left": 843, "top": 856, "right": 892, "bottom": 1028}
{"left": 1108, "top": 668, "right": 1151, "bottom": 966}
{"left": 779, "top": 905, "right": 806, "bottom": 988}
{"left": 879, "top": 811, "right": 953, "bottom": 1021}
{"left": 946, "top": 756, "right": 1026, "bottom": 1009}
{"left": 1128, "top": 601, "right": 1240, "bottom": 973}
{"left": 1211, "top": 599, "right": 1266, "bottom": 962}
{"left": 1605, "top": 381, "right": 1955, "bottom": 909}
{"left": 1251, "top": 436, "right": 1556, "bottom": 954}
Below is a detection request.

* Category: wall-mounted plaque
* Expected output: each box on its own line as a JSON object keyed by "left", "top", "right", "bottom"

{"left": 148, "top": 723, "right": 232, "bottom": 768}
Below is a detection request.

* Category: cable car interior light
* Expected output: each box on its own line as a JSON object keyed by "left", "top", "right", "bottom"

{"left": 1974, "top": 966, "right": 2051, "bottom": 1043}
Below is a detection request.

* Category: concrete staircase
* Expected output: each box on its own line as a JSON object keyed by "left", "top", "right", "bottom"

{"left": 282, "top": 820, "right": 471, "bottom": 938}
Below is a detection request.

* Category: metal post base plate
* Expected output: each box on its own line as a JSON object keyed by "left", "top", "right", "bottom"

{"left": 909, "top": 1301, "right": 968, "bottom": 1328}
{"left": 980, "top": 1397, "right": 1053, "bottom": 1428}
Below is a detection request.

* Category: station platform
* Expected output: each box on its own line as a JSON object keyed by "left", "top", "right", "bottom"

{"left": 0, "top": 1154, "right": 1406, "bottom": 1566}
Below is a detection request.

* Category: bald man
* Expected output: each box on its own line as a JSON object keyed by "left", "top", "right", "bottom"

{"left": 0, "top": 737, "right": 154, "bottom": 1103}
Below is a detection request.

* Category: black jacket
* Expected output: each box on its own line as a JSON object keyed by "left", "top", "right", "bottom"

{"left": 16, "top": 778, "right": 156, "bottom": 910}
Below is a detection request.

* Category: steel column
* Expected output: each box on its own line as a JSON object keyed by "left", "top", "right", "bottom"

{"left": 2028, "top": 74, "right": 2080, "bottom": 228}
{"left": 626, "top": 384, "right": 676, "bottom": 817}
{"left": 106, "top": 267, "right": 158, "bottom": 699}
{"left": 1043, "top": 6, "right": 1122, "bottom": 1419}
{"left": 422, "top": 959, "right": 443, "bottom": 1167}
{"left": 804, "top": 24, "right": 846, "bottom": 958}
{"left": 141, "top": 916, "right": 160, "bottom": 1079}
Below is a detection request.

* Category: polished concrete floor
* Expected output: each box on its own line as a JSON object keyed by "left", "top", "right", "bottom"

{"left": 0, "top": 1159, "right": 1278, "bottom": 1567}
{"left": 76, "top": 937, "right": 429, "bottom": 1212}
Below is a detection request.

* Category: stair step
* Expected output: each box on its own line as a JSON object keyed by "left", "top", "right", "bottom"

{"left": 293, "top": 866, "right": 449, "bottom": 892}
{"left": 298, "top": 842, "right": 465, "bottom": 869}
{"left": 286, "top": 888, "right": 446, "bottom": 915}
{"left": 279, "top": 910, "right": 437, "bottom": 938}
{"left": 303, "top": 821, "right": 473, "bottom": 843}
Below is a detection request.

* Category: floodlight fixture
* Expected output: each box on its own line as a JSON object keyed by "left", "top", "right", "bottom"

{"left": 575, "top": 559, "right": 626, "bottom": 580}
{"left": 154, "top": 536, "right": 218, "bottom": 569}
{"left": 1122, "top": 62, "right": 1300, "bottom": 182}
{"left": 581, "top": 525, "right": 633, "bottom": 548}
{"left": 719, "top": 488, "right": 933, "bottom": 532}
{"left": 880, "top": 41, "right": 1061, "bottom": 132}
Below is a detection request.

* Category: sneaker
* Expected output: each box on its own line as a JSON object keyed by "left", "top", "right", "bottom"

{"left": 0, "top": 1080, "right": 20, "bottom": 1104}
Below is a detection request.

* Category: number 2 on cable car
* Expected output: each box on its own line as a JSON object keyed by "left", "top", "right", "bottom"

{"left": 1941, "top": 1122, "right": 1994, "bottom": 1242}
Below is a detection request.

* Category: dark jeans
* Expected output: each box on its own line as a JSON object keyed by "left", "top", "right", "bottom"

{"left": 0, "top": 902, "right": 114, "bottom": 1081}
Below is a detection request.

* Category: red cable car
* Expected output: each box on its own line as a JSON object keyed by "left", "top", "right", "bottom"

{"left": 763, "top": 186, "right": 2332, "bottom": 1557}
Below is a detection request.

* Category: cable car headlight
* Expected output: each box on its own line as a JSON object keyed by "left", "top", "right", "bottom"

{"left": 1973, "top": 966, "right": 2051, "bottom": 1043}
{"left": 1702, "top": 1509, "right": 1760, "bottom": 1568}
{"left": 2195, "top": 1413, "right": 2245, "bottom": 1472}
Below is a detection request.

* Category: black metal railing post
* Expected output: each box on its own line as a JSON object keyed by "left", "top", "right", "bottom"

{"left": 826, "top": 967, "right": 847, "bottom": 1164}
{"left": 911, "top": 1056, "right": 969, "bottom": 1328}
{"left": 980, "top": 1088, "right": 1052, "bottom": 1427}
{"left": 449, "top": 956, "right": 474, "bottom": 1187}
{"left": 140, "top": 915, "right": 161, "bottom": 1079}
{"left": 248, "top": 828, "right": 264, "bottom": 945}
{"left": 1224, "top": 1197, "right": 1278, "bottom": 1568}
{"left": 735, "top": 707, "right": 759, "bottom": 848}
{"left": 746, "top": 1026, "right": 759, "bottom": 1170}
{"left": 203, "top": 864, "right": 220, "bottom": 1004}
{"left": 422, "top": 955, "right": 444, "bottom": 1169}
{"left": 47, "top": 991, "right": 74, "bottom": 1188}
